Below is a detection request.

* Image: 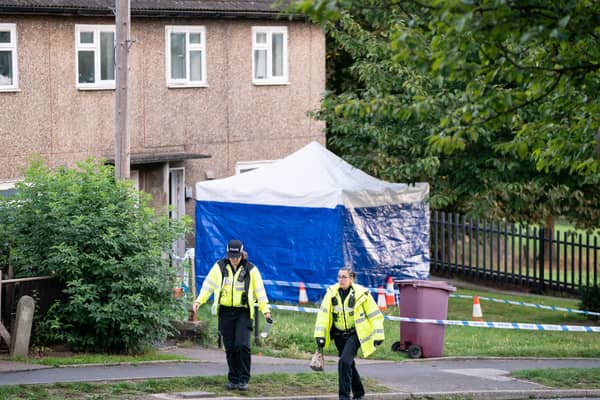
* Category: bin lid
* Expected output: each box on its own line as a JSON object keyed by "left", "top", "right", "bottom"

{"left": 394, "top": 279, "right": 456, "bottom": 292}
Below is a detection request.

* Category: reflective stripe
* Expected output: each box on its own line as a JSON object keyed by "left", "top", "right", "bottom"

{"left": 315, "top": 326, "right": 325, "bottom": 332}
{"left": 333, "top": 306, "right": 343, "bottom": 313}
{"left": 355, "top": 317, "right": 366, "bottom": 324}
{"left": 367, "top": 310, "right": 382, "bottom": 319}
{"left": 204, "top": 278, "right": 218, "bottom": 290}
{"left": 374, "top": 328, "right": 384, "bottom": 335}
{"left": 320, "top": 307, "right": 328, "bottom": 313}
{"left": 257, "top": 296, "right": 268, "bottom": 302}
{"left": 359, "top": 332, "right": 374, "bottom": 344}
{"left": 255, "top": 289, "right": 267, "bottom": 296}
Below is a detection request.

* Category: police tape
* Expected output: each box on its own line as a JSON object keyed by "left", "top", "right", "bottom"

{"left": 268, "top": 304, "right": 600, "bottom": 333}
{"left": 451, "top": 294, "right": 600, "bottom": 317}
{"left": 261, "top": 279, "right": 600, "bottom": 317}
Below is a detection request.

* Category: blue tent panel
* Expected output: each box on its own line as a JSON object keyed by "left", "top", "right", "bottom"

{"left": 195, "top": 201, "right": 344, "bottom": 303}
{"left": 195, "top": 200, "right": 429, "bottom": 304}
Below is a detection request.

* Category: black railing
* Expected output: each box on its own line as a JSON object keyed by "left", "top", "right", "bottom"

{"left": 430, "top": 211, "right": 599, "bottom": 294}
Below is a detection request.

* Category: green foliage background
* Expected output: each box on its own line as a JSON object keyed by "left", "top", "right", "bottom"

{"left": 293, "top": 0, "right": 600, "bottom": 230}
{"left": 0, "top": 158, "right": 190, "bottom": 354}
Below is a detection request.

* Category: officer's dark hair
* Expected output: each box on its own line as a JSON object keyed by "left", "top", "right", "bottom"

{"left": 339, "top": 266, "right": 356, "bottom": 280}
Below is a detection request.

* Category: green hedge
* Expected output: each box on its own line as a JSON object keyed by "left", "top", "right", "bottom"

{"left": 0, "top": 158, "right": 190, "bottom": 353}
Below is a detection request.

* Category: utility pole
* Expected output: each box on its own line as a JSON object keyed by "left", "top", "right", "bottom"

{"left": 114, "top": 0, "right": 131, "bottom": 180}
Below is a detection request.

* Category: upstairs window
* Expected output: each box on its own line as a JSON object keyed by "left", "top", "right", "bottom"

{"left": 75, "top": 25, "right": 115, "bottom": 89}
{"left": 166, "top": 26, "right": 207, "bottom": 87}
{"left": 0, "top": 23, "right": 18, "bottom": 91}
{"left": 252, "top": 26, "right": 288, "bottom": 85}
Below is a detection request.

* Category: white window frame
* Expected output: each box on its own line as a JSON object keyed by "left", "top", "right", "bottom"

{"left": 0, "top": 23, "right": 18, "bottom": 92}
{"left": 252, "top": 26, "right": 288, "bottom": 85}
{"left": 165, "top": 26, "right": 207, "bottom": 88}
{"left": 75, "top": 24, "right": 116, "bottom": 90}
{"left": 0, "top": 179, "right": 19, "bottom": 196}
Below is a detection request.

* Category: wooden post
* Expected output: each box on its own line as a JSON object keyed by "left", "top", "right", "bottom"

{"left": 114, "top": 0, "right": 131, "bottom": 180}
{"left": 0, "top": 270, "right": 10, "bottom": 347}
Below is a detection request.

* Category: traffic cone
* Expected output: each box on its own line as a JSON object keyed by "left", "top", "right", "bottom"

{"left": 472, "top": 295, "right": 484, "bottom": 321}
{"left": 377, "top": 286, "right": 387, "bottom": 311}
{"left": 298, "top": 282, "right": 309, "bottom": 304}
{"left": 385, "top": 276, "right": 396, "bottom": 306}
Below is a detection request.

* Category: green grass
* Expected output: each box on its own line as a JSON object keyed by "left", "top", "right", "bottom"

{"left": 191, "top": 286, "right": 600, "bottom": 361}
{"left": 23, "top": 352, "right": 190, "bottom": 367}
{"left": 511, "top": 368, "right": 600, "bottom": 389}
{"left": 0, "top": 372, "right": 388, "bottom": 400}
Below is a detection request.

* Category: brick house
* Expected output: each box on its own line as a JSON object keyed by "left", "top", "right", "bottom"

{"left": 0, "top": 0, "right": 325, "bottom": 249}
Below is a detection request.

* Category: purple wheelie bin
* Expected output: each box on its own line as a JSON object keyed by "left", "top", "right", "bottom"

{"left": 392, "top": 280, "right": 456, "bottom": 358}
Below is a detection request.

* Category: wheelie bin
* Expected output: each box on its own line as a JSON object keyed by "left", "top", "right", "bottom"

{"left": 391, "top": 280, "right": 456, "bottom": 358}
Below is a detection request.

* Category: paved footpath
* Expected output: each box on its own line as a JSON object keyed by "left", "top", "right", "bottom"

{"left": 1, "top": 347, "right": 600, "bottom": 399}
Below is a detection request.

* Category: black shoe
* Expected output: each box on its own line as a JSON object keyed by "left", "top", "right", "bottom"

{"left": 238, "top": 382, "right": 249, "bottom": 391}
{"left": 227, "top": 382, "right": 239, "bottom": 390}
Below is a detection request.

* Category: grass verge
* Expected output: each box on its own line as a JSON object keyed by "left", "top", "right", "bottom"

{"left": 0, "top": 372, "right": 388, "bottom": 400}
{"left": 511, "top": 368, "right": 600, "bottom": 389}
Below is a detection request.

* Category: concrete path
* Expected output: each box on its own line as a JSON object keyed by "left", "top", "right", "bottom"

{"left": 1, "top": 347, "right": 600, "bottom": 399}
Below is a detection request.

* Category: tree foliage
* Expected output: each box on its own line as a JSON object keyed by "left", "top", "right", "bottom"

{"left": 0, "top": 159, "right": 190, "bottom": 353}
{"left": 293, "top": 0, "right": 600, "bottom": 229}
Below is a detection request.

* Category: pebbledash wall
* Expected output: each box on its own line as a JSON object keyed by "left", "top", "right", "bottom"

{"left": 0, "top": 9, "right": 326, "bottom": 245}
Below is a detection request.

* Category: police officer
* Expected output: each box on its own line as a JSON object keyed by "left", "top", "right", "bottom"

{"left": 314, "top": 267, "right": 384, "bottom": 400}
{"left": 193, "top": 240, "right": 271, "bottom": 391}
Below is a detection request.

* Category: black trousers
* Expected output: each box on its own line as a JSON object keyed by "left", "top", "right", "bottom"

{"left": 332, "top": 331, "right": 365, "bottom": 400}
{"left": 218, "top": 306, "right": 252, "bottom": 384}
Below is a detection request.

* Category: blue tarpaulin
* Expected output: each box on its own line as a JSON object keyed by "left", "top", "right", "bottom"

{"left": 195, "top": 142, "right": 429, "bottom": 303}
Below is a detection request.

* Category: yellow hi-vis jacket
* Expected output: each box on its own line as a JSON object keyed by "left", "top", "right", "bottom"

{"left": 194, "top": 259, "right": 270, "bottom": 321}
{"left": 313, "top": 283, "right": 384, "bottom": 358}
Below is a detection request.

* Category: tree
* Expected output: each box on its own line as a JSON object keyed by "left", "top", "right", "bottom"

{"left": 293, "top": 0, "right": 600, "bottom": 230}
{"left": 0, "top": 158, "right": 190, "bottom": 353}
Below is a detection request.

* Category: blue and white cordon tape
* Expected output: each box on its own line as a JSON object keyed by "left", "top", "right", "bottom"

{"left": 451, "top": 294, "right": 600, "bottom": 317}
{"left": 260, "top": 279, "right": 600, "bottom": 317}
{"left": 268, "top": 304, "right": 600, "bottom": 333}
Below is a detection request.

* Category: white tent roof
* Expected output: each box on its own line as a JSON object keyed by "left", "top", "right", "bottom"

{"left": 196, "top": 141, "right": 429, "bottom": 208}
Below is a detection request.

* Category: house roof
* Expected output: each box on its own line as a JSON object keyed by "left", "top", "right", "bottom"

{"left": 0, "top": 0, "right": 296, "bottom": 19}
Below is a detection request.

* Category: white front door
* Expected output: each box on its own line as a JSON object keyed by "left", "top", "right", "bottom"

{"left": 169, "top": 168, "right": 186, "bottom": 261}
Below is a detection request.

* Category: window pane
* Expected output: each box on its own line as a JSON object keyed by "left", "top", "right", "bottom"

{"left": 78, "top": 51, "right": 95, "bottom": 83}
{"left": 170, "top": 32, "right": 186, "bottom": 79}
{"left": 255, "top": 32, "right": 266, "bottom": 44}
{"left": 272, "top": 33, "right": 284, "bottom": 77}
{"left": 0, "top": 50, "right": 12, "bottom": 85}
{"left": 254, "top": 49, "right": 267, "bottom": 80}
{"left": 190, "top": 32, "right": 202, "bottom": 44}
{"left": 190, "top": 50, "right": 202, "bottom": 81}
{"left": 79, "top": 31, "right": 93, "bottom": 44}
{"left": 0, "top": 31, "right": 10, "bottom": 43}
{"left": 100, "top": 32, "right": 114, "bottom": 80}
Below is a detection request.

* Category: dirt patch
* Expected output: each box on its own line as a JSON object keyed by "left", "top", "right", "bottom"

{"left": 29, "top": 344, "right": 76, "bottom": 359}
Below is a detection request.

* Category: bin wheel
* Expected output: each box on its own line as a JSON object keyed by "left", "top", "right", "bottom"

{"left": 391, "top": 341, "right": 402, "bottom": 352}
{"left": 407, "top": 344, "right": 422, "bottom": 359}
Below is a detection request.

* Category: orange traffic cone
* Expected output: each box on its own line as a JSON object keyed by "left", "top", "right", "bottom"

{"left": 377, "top": 286, "right": 387, "bottom": 311}
{"left": 385, "top": 276, "right": 396, "bottom": 306}
{"left": 298, "top": 282, "right": 309, "bottom": 304}
{"left": 472, "top": 295, "right": 484, "bottom": 321}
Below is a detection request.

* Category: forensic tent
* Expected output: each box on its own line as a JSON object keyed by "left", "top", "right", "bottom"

{"left": 195, "top": 141, "right": 429, "bottom": 303}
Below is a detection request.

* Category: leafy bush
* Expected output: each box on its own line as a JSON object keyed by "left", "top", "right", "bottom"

{"left": 0, "top": 158, "right": 190, "bottom": 353}
{"left": 579, "top": 285, "right": 600, "bottom": 321}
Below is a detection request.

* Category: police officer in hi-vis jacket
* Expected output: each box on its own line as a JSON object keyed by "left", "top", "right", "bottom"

{"left": 314, "top": 267, "right": 384, "bottom": 400}
{"left": 193, "top": 240, "right": 271, "bottom": 391}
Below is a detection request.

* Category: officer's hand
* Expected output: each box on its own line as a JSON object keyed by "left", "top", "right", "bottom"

{"left": 193, "top": 302, "right": 202, "bottom": 313}
{"left": 374, "top": 340, "right": 383, "bottom": 347}
{"left": 265, "top": 317, "right": 273, "bottom": 324}
{"left": 316, "top": 337, "right": 325, "bottom": 349}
